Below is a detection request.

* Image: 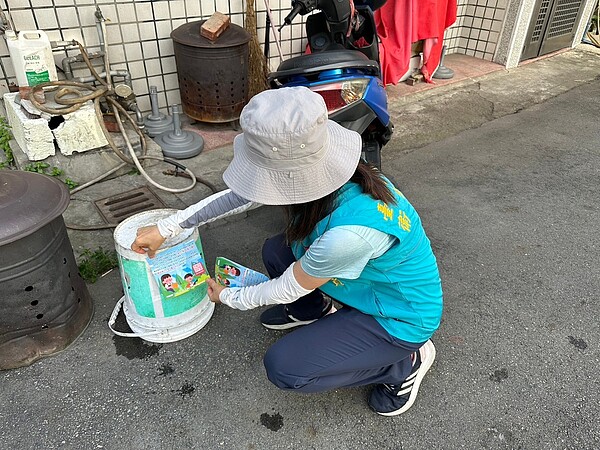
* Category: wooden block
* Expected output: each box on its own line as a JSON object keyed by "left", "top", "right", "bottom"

{"left": 405, "top": 73, "right": 424, "bottom": 86}
{"left": 201, "top": 12, "right": 231, "bottom": 41}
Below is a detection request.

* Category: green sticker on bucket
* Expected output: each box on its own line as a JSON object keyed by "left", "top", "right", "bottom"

{"left": 147, "top": 238, "right": 210, "bottom": 317}
{"left": 120, "top": 255, "right": 156, "bottom": 318}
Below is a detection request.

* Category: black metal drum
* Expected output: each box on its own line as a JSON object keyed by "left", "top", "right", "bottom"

{"left": 0, "top": 171, "right": 93, "bottom": 370}
{"left": 171, "top": 20, "right": 251, "bottom": 123}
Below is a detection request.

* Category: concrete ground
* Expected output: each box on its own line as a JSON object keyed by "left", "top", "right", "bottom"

{"left": 1, "top": 44, "right": 600, "bottom": 449}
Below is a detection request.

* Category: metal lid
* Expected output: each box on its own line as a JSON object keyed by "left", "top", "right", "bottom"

{"left": 0, "top": 171, "right": 70, "bottom": 246}
{"left": 171, "top": 20, "right": 251, "bottom": 49}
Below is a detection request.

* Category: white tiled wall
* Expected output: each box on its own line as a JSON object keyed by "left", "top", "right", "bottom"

{"left": 444, "top": 0, "right": 508, "bottom": 60}
{"left": 0, "top": 0, "right": 512, "bottom": 112}
{"left": 0, "top": 0, "right": 305, "bottom": 114}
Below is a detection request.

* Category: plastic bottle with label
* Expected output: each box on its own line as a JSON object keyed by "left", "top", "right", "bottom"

{"left": 5, "top": 30, "right": 58, "bottom": 102}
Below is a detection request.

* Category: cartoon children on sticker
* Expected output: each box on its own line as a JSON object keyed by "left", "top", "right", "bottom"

{"left": 216, "top": 274, "right": 231, "bottom": 287}
{"left": 220, "top": 264, "right": 241, "bottom": 277}
{"left": 184, "top": 273, "right": 198, "bottom": 289}
{"left": 161, "top": 273, "right": 178, "bottom": 292}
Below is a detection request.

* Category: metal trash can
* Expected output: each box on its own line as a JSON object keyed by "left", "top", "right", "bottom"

{"left": 0, "top": 171, "right": 93, "bottom": 370}
{"left": 171, "top": 20, "right": 251, "bottom": 123}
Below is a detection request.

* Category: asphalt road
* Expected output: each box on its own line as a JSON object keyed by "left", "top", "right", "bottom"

{"left": 2, "top": 79, "right": 599, "bottom": 450}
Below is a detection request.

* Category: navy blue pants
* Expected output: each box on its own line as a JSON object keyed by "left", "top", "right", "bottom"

{"left": 261, "top": 234, "right": 423, "bottom": 393}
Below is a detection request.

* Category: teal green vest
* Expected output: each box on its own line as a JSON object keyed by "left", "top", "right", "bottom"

{"left": 292, "top": 181, "right": 443, "bottom": 342}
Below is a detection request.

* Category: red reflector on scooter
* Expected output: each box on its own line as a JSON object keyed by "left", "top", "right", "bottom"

{"left": 315, "top": 90, "right": 347, "bottom": 113}
{"left": 309, "top": 79, "right": 369, "bottom": 114}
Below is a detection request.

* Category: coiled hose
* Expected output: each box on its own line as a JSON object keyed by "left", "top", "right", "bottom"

{"left": 29, "top": 41, "right": 217, "bottom": 194}
{"left": 27, "top": 42, "right": 218, "bottom": 229}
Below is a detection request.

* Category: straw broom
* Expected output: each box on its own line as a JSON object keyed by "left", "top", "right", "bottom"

{"left": 586, "top": 1, "right": 600, "bottom": 48}
{"left": 245, "top": 0, "right": 269, "bottom": 99}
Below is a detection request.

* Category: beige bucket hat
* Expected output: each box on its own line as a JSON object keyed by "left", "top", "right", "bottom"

{"left": 222, "top": 87, "right": 362, "bottom": 205}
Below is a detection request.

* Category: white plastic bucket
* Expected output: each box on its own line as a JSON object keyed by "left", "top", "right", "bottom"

{"left": 109, "top": 209, "right": 214, "bottom": 343}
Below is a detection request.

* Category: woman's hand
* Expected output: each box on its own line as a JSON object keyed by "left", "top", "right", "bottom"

{"left": 131, "top": 225, "right": 166, "bottom": 258}
{"left": 207, "top": 278, "right": 224, "bottom": 304}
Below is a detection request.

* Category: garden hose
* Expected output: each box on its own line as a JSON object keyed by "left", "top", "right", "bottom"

{"left": 27, "top": 41, "right": 215, "bottom": 196}
{"left": 25, "top": 40, "right": 219, "bottom": 230}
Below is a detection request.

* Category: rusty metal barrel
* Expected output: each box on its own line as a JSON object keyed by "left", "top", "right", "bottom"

{"left": 0, "top": 171, "right": 93, "bottom": 370}
{"left": 171, "top": 20, "right": 251, "bottom": 123}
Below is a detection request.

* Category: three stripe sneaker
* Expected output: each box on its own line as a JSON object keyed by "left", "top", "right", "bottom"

{"left": 368, "top": 340, "right": 436, "bottom": 416}
{"left": 260, "top": 299, "right": 334, "bottom": 330}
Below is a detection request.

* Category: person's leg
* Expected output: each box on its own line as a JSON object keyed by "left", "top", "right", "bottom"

{"left": 263, "top": 307, "right": 422, "bottom": 392}
{"left": 367, "top": 339, "right": 436, "bottom": 416}
{"left": 263, "top": 307, "right": 436, "bottom": 415}
{"left": 261, "top": 234, "right": 332, "bottom": 325}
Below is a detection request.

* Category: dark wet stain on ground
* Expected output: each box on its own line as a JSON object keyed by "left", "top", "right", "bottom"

{"left": 173, "top": 381, "right": 195, "bottom": 398}
{"left": 156, "top": 363, "right": 175, "bottom": 377}
{"left": 112, "top": 335, "right": 162, "bottom": 360}
{"left": 568, "top": 336, "right": 587, "bottom": 350}
{"left": 489, "top": 368, "right": 509, "bottom": 382}
{"left": 260, "top": 412, "right": 284, "bottom": 431}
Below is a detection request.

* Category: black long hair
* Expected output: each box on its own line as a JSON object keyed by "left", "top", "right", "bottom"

{"left": 283, "top": 161, "right": 396, "bottom": 243}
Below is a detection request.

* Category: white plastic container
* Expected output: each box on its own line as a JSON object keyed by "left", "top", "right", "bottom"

{"left": 5, "top": 30, "right": 57, "bottom": 98}
{"left": 109, "top": 209, "right": 215, "bottom": 343}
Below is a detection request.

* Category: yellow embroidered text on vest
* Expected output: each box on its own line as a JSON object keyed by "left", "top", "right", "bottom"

{"left": 398, "top": 211, "right": 411, "bottom": 232}
{"left": 377, "top": 203, "right": 394, "bottom": 221}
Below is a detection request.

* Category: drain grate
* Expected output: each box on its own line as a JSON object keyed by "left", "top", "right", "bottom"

{"left": 94, "top": 186, "right": 167, "bottom": 226}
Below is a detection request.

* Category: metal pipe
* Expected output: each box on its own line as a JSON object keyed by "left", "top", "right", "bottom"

{"left": 59, "top": 8, "right": 106, "bottom": 80}
{"left": 74, "top": 70, "right": 131, "bottom": 86}
{"left": 131, "top": 102, "right": 144, "bottom": 129}
{"left": 61, "top": 51, "right": 105, "bottom": 79}
{"left": 149, "top": 86, "right": 161, "bottom": 118}
{"left": 122, "top": 71, "right": 132, "bottom": 86}
{"left": 94, "top": 7, "right": 106, "bottom": 51}
{"left": 0, "top": 5, "right": 16, "bottom": 32}
{"left": 51, "top": 40, "right": 78, "bottom": 49}
{"left": 171, "top": 105, "right": 183, "bottom": 137}
{"left": 61, "top": 57, "right": 76, "bottom": 79}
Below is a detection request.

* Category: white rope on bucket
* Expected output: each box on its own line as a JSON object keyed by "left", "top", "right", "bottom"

{"left": 108, "top": 297, "right": 163, "bottom": 338}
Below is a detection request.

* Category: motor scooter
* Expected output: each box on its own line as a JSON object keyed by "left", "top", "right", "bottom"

{"left": 267, "top": 0, "right": 393, "bottom": 168}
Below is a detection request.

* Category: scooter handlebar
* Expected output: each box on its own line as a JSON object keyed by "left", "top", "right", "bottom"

{"left": 279, "top": 3, "right": 304, "bottom": 30}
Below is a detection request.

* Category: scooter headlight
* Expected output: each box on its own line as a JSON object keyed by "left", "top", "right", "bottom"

{"left": 309, "top": 78, "right": 369, "bottom": 114}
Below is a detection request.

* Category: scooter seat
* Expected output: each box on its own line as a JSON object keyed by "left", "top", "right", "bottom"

{"left": 269, "top": 50, "right": 380, "bottom": 82}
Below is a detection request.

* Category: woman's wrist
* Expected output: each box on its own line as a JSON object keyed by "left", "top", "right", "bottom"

{"left": 156, "top": 216, "right": 183, "bottom": 239}
{"left": 219, "top": 287, "right": 241, "bottom": 308}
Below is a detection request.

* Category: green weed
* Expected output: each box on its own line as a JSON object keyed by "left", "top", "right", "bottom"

{"left": 24, "top": 161, "right": 79, "bottom": 190}
{"left": 24, "top": 162, "right": 51, "bottom": 173}
{"left": 50, "top": 166, "right": 63, "bottom": 177}
{"left": 64, "top": 178, "right": 79, "bottom": 189}
{"left": 0, "top": 117, "right": 78, "bottom": 191}
{"left": 78, "top": 247, "right": 119, "bottom": 283}
{"left": 0, "top": 116, "right": 13, "bottom": 168}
